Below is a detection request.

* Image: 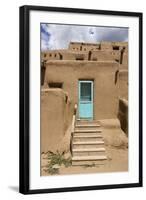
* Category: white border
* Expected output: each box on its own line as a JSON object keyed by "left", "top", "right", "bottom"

{"left": 29, "top": 10, "right": 139, "bottom": 190}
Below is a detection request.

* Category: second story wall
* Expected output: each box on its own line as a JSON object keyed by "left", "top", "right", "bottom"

{"left": 41, "top": 41, "right": 128, "bottom": 65}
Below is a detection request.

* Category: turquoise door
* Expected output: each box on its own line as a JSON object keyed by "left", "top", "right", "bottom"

{"left": 78, "top": 80, "right": 93, "bottom": 119}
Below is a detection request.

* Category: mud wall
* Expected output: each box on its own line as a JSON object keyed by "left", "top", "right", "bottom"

{"left": 91, "top": 50, "right": 120, "bottom": 61}
{"left": 118, "top": 70, "right": 128, "bottom": 100}
{"left": 43, "top": 61, "right": 119, "bottom": 120}
{"left": 41, "top": 88, "right": 73, "bottom": 153}
{"left": 118, "top": 98, "right": 128, "bottom": 135}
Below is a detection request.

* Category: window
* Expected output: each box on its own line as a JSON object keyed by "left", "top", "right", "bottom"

{"left": 59, "top": 54, "right": 63, "bottom": 60}
{"left": 41, "top": 67, "right": 46, "bottom": 86}
{"left": 76, "top": 56, "right": 84, "bottom": 60}
{"left": 48, "top": 82, "right": 63, "bottom": 88}
{"left": 113, "top": 46, "right": 119, "bottom": 50}
{"left": 80, "top": 82, "right": 91, "bottom": 101}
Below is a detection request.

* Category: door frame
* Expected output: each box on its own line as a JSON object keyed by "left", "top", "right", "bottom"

{"left": 78, "top": 80, "right": 94, "bottom": 120}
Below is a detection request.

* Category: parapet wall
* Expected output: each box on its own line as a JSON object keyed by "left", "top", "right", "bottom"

{"left": 118, "top": 70, "right": 128, "bottom": 100}
{"left": 41, "top": 88, "right": 73, "bottom": 153}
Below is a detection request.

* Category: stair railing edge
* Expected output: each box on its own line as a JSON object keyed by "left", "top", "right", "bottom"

{"left": 70, "top": 104, "right": 78, "bottom": 155}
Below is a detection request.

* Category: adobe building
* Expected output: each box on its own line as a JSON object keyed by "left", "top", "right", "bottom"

{"left": 41, "top": 41, "right": 128, "bottom": 161}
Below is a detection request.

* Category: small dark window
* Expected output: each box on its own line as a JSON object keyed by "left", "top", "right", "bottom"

{"left": 76, "top": 57, "right": 84, "bottom": 61}
{"left": 59, "top": 54, "right": 63, "bottom": 60}
{"left": 48, "top": 82, "right": 63, "bottom": 88}
{"left": 113, "top": 46, "right": 119, "bottom": 50}
{"left": 115, "top": 59, "right": 119, "bottom": 63}
{"left": 44, "top": 53, "right": 46, "bottom": 57}
{"left": 54, "top": 54, "right": 57, "bottom": 57}
{"left": 41, "top": 67, "right": 46, "bottom": 86}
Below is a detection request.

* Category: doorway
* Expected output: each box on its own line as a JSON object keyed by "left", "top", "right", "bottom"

{"left": 78, "top": 80, "right": 93, "bottom": 119}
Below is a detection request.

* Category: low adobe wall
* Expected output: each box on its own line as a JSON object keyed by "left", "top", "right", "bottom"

{"left": 118, "top": 98, "right": 128, "bottom": 135}
{"left": 118, "top": 70, "right": 128, "bottom": 100}
{"left": 91, "top": 50, "right": 120, "bottom": 62}
{"left": 41, "top": 88, "right": 73, "bottom": 153}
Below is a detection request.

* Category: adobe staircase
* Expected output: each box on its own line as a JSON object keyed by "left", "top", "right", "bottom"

{"left": 71, "top": 120, "right": 107, "bottom": 166}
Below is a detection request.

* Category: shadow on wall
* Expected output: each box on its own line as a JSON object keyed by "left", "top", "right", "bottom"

{"left": 41, "top": 61, "right": 46, "bottom": 86}
{"left": 118, "top": 98, "right": 128, "bottom": 136}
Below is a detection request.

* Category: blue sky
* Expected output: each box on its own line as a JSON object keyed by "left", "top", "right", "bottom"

{"left": 41, "top": 24, "right": 128, "bottom": 51}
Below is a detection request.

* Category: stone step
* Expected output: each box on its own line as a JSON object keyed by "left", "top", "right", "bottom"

{"left": 73, "top": 151, "right": 106, "bottom": 156}
{"left": 72, "top": 160, "right": 107, "bottom": 166}
{"left": 75, "top": 124, "right": 101, "bottom": 128}
{"left": 73, "top": 133, "right": 103, "bottom": 137}
{"left": 73, "top": 147, "right": 105, "bottom": 152}
{"left": 73, "top": 148, "right": 106, "bottom": 156}
{"left": 73, "top": 136, "right": 103, "bottom": 142}
{"left": 73, "top": 134, "right": 102, "bottom": 138}
{"left": 76, "top": 121, "right": 101, "bottom": 126}
{"left": 73, "top": 141, "right": 104, "bottom": 149}
{"left": 72, "top": 155, "right": 107, "bottom": 166}
{"left": 74, "top": 134, "right": 102, "bottom": 137}
{"left": 74, "top": 129, "right": 102, "bottom": 133}
{"left": 73, "top": 141, "right": 104, "bottom": 145}
{"left": 72, "top": 155, "right": 107, "bottom": 161}
{"left": 76, "top": 119, "right": 100, "bottom": 123}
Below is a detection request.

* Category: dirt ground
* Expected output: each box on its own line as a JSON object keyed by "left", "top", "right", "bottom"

{"left": 41, "top": 120, "right": 128, "bottom": 176}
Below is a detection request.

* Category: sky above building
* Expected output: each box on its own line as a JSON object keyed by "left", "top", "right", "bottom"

{"left": 41, "top": 24, "right": 128, "bottom": 51}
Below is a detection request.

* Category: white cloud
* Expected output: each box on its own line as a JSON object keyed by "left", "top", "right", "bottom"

{"left": 41, "top": 24, "right": 128, "bottom": 51}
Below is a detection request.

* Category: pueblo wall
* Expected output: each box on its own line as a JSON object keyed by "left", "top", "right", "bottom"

{"left": 41, "top": 41, "right": 128, "bottom": 64}
{"left": 117, "top": 70, "right": 128, "bottom": 135}
{"left": 118, "top": 70, "right": 128, "bottom": 100}
{"left": 91, "top": 50, "right": 120, "bottom": 61}
{"left": 118, "top": 98, "right": 128, "bottom": 135}
{"left": 43, "top": 60, "right": 119, "bottom": 120}
{"left": 41, "top": 88, "right": 73, "bottom": 153}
